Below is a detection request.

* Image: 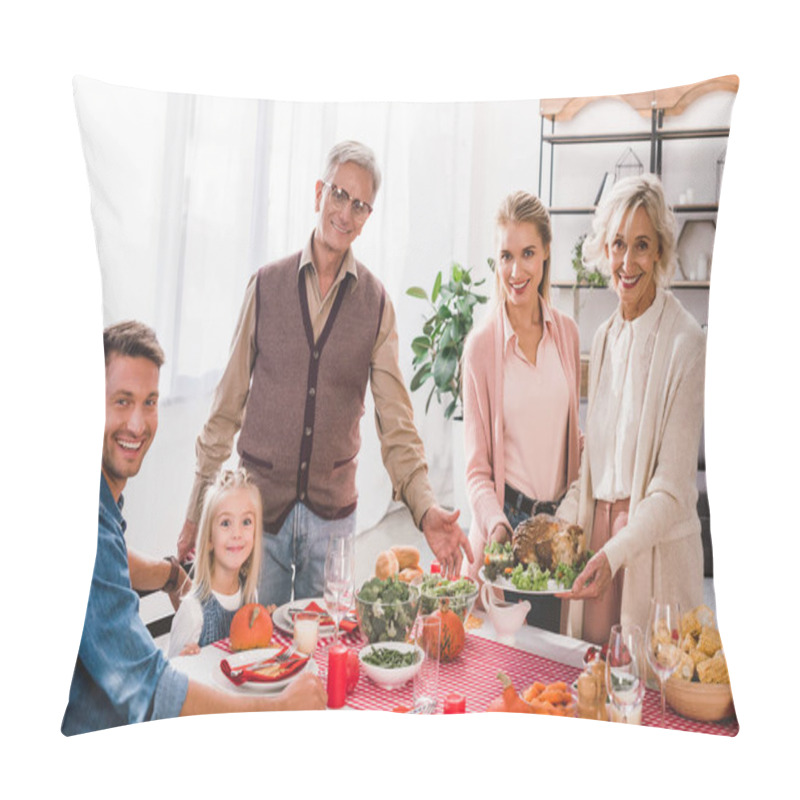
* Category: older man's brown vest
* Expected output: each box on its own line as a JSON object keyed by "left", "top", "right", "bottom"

{"left": 237, "top": 252, "right": 386, "bottom": 532}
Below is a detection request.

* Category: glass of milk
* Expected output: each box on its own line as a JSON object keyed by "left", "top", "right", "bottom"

{"left": 293, "top": 611, "right": 320, "bottom": 655}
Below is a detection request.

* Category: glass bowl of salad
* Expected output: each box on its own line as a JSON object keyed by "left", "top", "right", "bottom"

{"left": 355, "top": 577, "right": 421, "bottom": 643}
{"left": 416, "top": 575, "right": 479, "bottom": 623}
{"left": 358, "top": 642, "right": 424, "bottom": 690}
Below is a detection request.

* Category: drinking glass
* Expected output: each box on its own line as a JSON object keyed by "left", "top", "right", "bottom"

{"left": 605, "top": 623, "right": 646, "bottom": 724}
{"left": 411, "top": 613, "right": 441, "bottom": 714}
{"left": 645, "top": 599, "right": 682, "bottom": 727}
{"left": 323, "top": 533, "right": 355, "bottom": 644}
{"left": 293, "top": 611, "right": 320, "bottom": 655}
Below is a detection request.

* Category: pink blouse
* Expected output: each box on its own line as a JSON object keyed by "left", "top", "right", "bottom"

{"left": 502, "top": 303, "right": 570, "bottom": 502}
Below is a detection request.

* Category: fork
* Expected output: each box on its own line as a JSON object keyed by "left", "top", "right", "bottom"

{"left": 227, "top": 646, "right": 300, "bottom": 679}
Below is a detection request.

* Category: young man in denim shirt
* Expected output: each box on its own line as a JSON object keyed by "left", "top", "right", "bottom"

{"left": 62, "top": 322, "right": 326, "bottom": 735}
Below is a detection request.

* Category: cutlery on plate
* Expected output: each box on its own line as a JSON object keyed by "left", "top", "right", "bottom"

{"left": 227, "top": 647, "right": 301, "bottom": 678}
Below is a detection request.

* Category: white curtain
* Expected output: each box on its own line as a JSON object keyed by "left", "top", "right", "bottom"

{"left": 74, "top": 78, "right": 481, "bottom": 545}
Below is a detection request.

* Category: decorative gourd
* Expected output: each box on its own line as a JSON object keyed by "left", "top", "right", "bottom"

{"left": 422, "top": 602, "right": 465, "bottom": 663}
{"left": 486, "top": 671, "right": 536, "bottom": 713}
{"left": 229, "top": 603, "right": 274, "bottom": 651}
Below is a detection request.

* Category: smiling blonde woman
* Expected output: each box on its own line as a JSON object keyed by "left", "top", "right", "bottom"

{"left": 462, "top": 190, "right": 582, "bottom": 633}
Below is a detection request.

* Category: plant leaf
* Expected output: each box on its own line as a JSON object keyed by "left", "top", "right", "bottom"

{"left": 425, "top": 385, "right": 436, "bottom": 414}
{"left": 433, "top": 351, "right": 457, "bottom": 390}
{"left": 406, "top": 286, "right": 428, "bottom": 300}
{"left": 411, "top": 335, "right": 432, "bottom": 356}
{"left": 410, "top": 363, "right": 432, "bottom": 392}
{"left": 431, "top": 270, "right": 443, "bottom": 304}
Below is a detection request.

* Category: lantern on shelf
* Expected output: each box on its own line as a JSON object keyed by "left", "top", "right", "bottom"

{"left": 614, "top": 147, "right": 643, "bottom": 182}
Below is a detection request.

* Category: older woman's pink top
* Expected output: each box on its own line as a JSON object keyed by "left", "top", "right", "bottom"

{"left": 502, "top": 302, "right": 570, "bottom": 503}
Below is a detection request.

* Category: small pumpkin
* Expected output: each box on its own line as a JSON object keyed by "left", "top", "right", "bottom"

{"left": 487, "top": 671, "right": 536, "bottom": 714}
{"left": 229, "top": 603, "right": 274, "bottom": 651}
{"left": 422, "top": 602, "right": 465, "bottom": 663}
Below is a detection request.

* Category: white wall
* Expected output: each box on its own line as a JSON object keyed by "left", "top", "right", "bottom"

{"left": 122, "top": 89, "right": 732, "bottom": 560}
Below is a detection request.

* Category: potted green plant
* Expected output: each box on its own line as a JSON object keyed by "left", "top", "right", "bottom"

{"left": 406, "top": 262, "right": 489, "bottom": 420}
{"left": 571, "top": 234, "right": 607, "bottom": 287}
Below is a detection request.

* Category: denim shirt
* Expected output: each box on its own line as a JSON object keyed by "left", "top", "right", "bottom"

{"left": 61, "top": 475, "right": 189, "bottom": 735}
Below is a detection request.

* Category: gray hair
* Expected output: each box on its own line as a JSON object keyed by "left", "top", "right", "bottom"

{"left": 582, "top": 173, "right": 677, "bottom": 287}
{"left": 323, "top": 140, "right": 382, "bottom": 200}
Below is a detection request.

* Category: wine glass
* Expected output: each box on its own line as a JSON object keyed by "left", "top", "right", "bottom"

{"left": 645, "top": 599, "right": 682, "bottom": 727}
{"left": 605, "top": 623, "right": 646, "bottom": 724}
{"left": 323, "top": 533, "right": 355, "bottom": 644}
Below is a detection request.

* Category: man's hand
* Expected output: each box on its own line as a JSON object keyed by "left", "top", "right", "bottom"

{"left": 177, "top": 519, "right": 198, "bottom": 562}
{"left": 420, "top": 505, "right": 474, "bottom": 578}
{"left": 167, "top": 563, "right": 192, "bottom": 611}
{"left": 273, "top": 671, "right": 327, "bottom": 711}
{"left": 555, "top": 550, "right": 612, "bottom": 600}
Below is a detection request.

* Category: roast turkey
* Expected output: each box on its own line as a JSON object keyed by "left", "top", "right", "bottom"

{"left": 512, "top": 514, "right": 585, "bottom": 573}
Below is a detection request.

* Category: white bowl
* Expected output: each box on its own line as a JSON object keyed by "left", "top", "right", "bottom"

{"left": 358, "top": 642, "right": 424, "bottom": 691}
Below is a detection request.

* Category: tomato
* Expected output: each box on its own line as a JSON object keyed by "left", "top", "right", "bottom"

{"left": 345, "top": 647, "right": 360, "bottom": 693}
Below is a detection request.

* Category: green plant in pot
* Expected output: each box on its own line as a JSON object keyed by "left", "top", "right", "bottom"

{"left": 406, "top": 262, "right": 489, "bottom": 420}
{"left": 571, "top": 234, "right": 607, "bottom": 287}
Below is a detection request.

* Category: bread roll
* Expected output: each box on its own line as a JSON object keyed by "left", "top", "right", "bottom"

{"left": 390, "top": 546, "right": 420, "bottom": 571}
{"left": 697, "top": 626, "right": 722, "bottom": 657}
{"left": 397, "top": 566, "right": 424, "bottom": 583}
{"left": 697, "top": 651, "right": 729, "bottom": 684}
{"left": 375, "top": 550, "right": 399, "bottom": 580}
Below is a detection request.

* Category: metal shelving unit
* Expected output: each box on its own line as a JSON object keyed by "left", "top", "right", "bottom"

{"left": 537, "top": 75, "right": 738, "bottom": 291}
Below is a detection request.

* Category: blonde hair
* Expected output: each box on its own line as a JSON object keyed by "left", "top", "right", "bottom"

{"left": 494, "top": 190, "right": 553, "bottom": 306}
{"left": 191, "top": 468, "right": 262, "bottom": 604}
{"left": 582, "top": 173, "right": 677, "bottom": 287}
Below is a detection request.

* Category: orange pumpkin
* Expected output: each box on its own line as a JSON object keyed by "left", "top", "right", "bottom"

{"left": 422, "top": 603, "right": 465, "bottom": 663}
{"left": 229, "top": 603, "right": 274, "bottom": 651}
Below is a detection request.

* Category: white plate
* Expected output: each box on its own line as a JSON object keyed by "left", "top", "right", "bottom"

{"left": 479, "top": 567, "right": 570, "bottom": 596}
{"left": 214, "top": 646, "right": 317, "bottom": 693}
{"left": 272, "top": 598, "right": 355, "bottom": 638}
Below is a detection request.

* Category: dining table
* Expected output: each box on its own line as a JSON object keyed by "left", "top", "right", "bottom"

{"left": 169, "top": 607, "right": 738, "bottom": 736}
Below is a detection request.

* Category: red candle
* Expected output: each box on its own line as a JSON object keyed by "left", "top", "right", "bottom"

{"left": 327, "top": 643, "right": 348, "bottom": 709}
{"left": 443, "top": 692, "right": 466, "bottom": 714}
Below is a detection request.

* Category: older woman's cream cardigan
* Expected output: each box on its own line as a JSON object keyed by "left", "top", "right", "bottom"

{"left": 557, "top": 291, "right": 705, "bottom": 639}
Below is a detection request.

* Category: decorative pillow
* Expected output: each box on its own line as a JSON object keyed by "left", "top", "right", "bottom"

{"left": 65, "top": 74, "right": 738, "bottom": 743}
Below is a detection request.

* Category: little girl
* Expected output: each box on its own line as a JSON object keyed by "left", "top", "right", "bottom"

{"left": 168, "top": 468, "right": 268, "bottom": 656}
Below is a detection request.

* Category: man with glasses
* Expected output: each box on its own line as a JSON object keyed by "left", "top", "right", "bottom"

{"left": 177, "top": 141, "right": 473, "bottom": 605}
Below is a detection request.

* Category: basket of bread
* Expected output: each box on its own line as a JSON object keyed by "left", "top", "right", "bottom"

{"left": 664, "top": 604, "right": 735, "bottom": 722}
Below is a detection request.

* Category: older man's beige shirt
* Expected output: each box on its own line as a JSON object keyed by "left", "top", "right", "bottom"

{"left": 186, "top": 234, "right": 436, "bottom": 529}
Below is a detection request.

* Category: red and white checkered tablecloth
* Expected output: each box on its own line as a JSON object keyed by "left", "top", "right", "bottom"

{"left": 213, "top": 630, "right": 738, "bottom": 736}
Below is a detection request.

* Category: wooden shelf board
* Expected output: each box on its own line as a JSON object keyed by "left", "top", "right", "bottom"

{"left": 539, "top": 76, "right": 739, "bottom": 122}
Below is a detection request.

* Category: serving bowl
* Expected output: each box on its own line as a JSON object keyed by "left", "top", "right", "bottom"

{"left": 417, "top": 575, "right": 479, "bottom": 622}
{"left": 664, "top": 677, "right": 735, "bottom": 722}
{"left": 355, "top": 578, "right": 421, "bottom": 643}
{"left": 358, "top": 642, "right": 424, "bottom": 690}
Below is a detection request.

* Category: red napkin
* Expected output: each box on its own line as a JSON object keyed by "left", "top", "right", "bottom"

{"left": 220, "top": 646, "right": 309, "bottom": 686}
{"left": 299, "top": 600, "right": 358, "bottom": 633}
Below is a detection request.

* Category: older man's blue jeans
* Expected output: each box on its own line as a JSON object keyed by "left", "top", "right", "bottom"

{"left": 259, "top": 502, "right": 356, "bottom": 606}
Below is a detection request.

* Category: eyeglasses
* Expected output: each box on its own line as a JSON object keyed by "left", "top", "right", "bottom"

{"left": 321, "top": 181, "right": 373, "bottom": 220}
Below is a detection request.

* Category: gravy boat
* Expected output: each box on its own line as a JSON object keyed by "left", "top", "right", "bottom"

{"left": 481, "top": 582, "right": 530, "bottom": 644}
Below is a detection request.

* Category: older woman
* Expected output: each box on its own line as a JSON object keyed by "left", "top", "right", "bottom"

{"left": 462, "top": 190, "right": 582, "bottom": 632}
{"left": 556, "top": 173, "right": 705, "bottom": 645}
